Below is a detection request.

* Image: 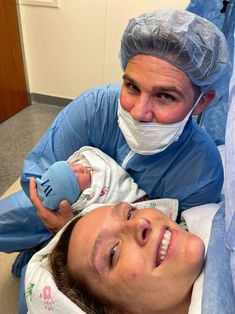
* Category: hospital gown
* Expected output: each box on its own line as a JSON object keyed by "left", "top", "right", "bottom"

{"left": 0, "top": 84, "right": 223, "bottom": 254}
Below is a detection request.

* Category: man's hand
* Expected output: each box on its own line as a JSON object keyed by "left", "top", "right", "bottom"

{"left": 30, "top": 177, "right": 74, "bottom": 234}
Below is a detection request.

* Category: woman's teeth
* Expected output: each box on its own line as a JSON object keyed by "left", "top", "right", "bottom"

{"left": 159, "top": 229, "right": 171, "bottom": 263}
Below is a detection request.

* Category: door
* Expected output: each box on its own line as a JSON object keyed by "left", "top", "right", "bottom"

{"left": 0, "top": 0, "right": 29, "bottom": 123}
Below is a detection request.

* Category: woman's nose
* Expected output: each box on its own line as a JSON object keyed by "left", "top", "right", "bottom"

{"left": 130, "top": 96, "right": 154, "bottom": 122}
{"left": 125, "top": 217, "right": 152, "bottom": 246}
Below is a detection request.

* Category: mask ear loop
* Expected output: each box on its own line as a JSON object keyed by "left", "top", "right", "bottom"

{"left": 196, "top": 111, "right": 205, "bottom": 126}
{"left": 190, "top": 93, "right": 204, "bottom": 126}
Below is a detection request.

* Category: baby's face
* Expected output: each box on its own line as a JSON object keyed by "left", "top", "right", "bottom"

{"left": 68, "top": 163, "right": 91, "bottom": 192}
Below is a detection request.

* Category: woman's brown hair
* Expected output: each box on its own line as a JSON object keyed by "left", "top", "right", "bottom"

{"left": 49, "top": 216, "right": 108, "bottom": 314}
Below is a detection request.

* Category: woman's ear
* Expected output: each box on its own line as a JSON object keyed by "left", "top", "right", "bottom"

{"left": 192, "top": 90, "right": 216, "bottom": 115}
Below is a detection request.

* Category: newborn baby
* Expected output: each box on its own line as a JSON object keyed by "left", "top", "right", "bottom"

{"left": 36, "top": 160, "right": 92, "bottom": 210}
{"left": 36, "top": 146, "right": 147, "bottom": 212}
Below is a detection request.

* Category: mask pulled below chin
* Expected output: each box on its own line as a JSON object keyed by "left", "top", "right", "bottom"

{"left": 117, "top": 94, "right": 203, "bottom": 155}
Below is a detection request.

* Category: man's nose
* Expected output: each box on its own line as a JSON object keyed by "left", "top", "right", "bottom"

{"left": 124, "top": 217, "right": 152, "bottom": 246}
{"left": 130, "top": 96, "right": 154, "bottom": 122}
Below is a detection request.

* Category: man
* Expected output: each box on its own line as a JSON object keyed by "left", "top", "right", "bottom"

{"left": 0, "top": 9, "right": 229, "bottom": 271}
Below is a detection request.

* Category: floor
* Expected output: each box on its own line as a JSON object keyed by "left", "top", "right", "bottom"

{"left": 0, "top": 103, "right": 62, "bottom": 314}
{"left": 0, "top": 103, "right": 62, "bottom": 195}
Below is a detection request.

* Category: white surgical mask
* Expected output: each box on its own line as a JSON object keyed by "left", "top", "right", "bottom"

{"left": 118, "top": 93, "right": 203, "bottom": 155}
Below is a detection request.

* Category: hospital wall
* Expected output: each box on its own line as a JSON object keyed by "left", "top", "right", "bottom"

{"left": 19, "top": 0, "right": 189, "bottom": 100}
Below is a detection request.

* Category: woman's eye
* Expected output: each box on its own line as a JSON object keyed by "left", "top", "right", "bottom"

{"left": 127, "top": 207, "right": 136, "bottom": 220}
{"left": 109, "top": 245, "right": 117, "bottom": 268}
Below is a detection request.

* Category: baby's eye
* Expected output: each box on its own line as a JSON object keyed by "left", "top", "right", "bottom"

{"left": 127, "top": 206, "right": 136, "bottom": 220}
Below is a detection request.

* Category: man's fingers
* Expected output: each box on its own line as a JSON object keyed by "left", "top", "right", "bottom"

{"left": 58, "top": 200, "right": 74, "bottom": 220}
{"left": 30, "top": 177, "right": 43, "bottom": 212}
{"left": 59, "top": 200, "right": 73, "bottom": 212}
{"left": 29, "top": 177, "right": 73, "bottom": 232}
{"left": 29, "top": 177, "right": 38, "bottom": 201}
{"left": 37, "top": 205, "right": 54, "bottom": 221}
{"left": 30, "top": 177, "right": 57, "bottom": 224}
{"left": 60, "top": 199, "right": 71, "bottom": 209}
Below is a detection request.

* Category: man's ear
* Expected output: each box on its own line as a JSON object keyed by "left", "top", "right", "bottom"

{"left": 192, "top": 90, "right": 216, "bottom": 115}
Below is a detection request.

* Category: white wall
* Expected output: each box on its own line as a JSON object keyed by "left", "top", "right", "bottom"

{"left": 19, "top": 0, "right": 189, "bottom": 99}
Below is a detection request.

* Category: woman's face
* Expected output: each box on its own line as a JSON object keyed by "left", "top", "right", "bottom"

{"left": 68, "top": 203, "right": 205, "bottom": 314}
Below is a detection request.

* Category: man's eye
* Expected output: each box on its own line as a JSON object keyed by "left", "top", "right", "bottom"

{"left": 160, "top": 93, "right": 175, "bottom": 101}
{"left": 153, "top": 93, "right": 175, "bottom": 103}
{"left": 127, "top": 207, "right": 136, "bottom": 220}
{"left": 125, "top": 82, "right": 139, "bottom": 93}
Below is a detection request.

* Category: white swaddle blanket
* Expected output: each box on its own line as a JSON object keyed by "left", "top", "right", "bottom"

{"left": 68, "top": 146, "right": 146, "bottom": 213}
{"left": 25, "top": 198, "right": 178, "bottom": 314}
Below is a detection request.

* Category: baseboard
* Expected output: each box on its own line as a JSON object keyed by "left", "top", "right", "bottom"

{"left": 30, "top": 93, "right": 72, "bottom": 107}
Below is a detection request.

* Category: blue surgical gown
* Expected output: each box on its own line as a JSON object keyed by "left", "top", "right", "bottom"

{"left": 0, "top": 84, "right": 223, "bottom": 253}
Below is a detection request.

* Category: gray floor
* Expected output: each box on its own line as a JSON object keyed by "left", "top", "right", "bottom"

{"left": 0, "top": 103, "right": 62, "bottom": 196}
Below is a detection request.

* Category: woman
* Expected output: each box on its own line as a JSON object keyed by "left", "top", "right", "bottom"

{"left": 49, "top": 202, "right": 205, "bottom": 314}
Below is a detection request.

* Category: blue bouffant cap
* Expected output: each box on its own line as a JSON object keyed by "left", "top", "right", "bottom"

{"left": 36, "top": 161, "right": 80, "bottom": 210}
{"left": 120, "top": 9, "right": 229, "bottom": 92}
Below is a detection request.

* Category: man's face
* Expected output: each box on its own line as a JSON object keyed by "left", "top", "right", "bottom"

{"left": 120, "top": 55, "right": 198, "bottom": 124}
{"left": 68, "top": 203, "right": 205, "bottom": 314}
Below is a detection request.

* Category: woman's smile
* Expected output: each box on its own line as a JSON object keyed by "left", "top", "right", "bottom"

{"left": 155, "top": 227, "right": 172, "bottom": 267}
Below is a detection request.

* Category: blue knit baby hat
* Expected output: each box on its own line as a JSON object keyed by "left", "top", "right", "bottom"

{"left": 36, "top": 161, "right": 80, "bottom": 210}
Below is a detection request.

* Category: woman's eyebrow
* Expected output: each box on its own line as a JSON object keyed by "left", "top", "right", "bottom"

{"left": 90, "top": 231, "right": 109, "bottom": 276}
{"left": 90, "top": 204, "right": 121, "bottom": 276}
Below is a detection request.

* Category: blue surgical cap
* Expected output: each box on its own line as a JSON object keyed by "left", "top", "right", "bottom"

{"left": 120, "top": 9, "right": 230, "bottom": 91}
{"left": 36, "top": 161, "right": 80, "bottom": 210}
